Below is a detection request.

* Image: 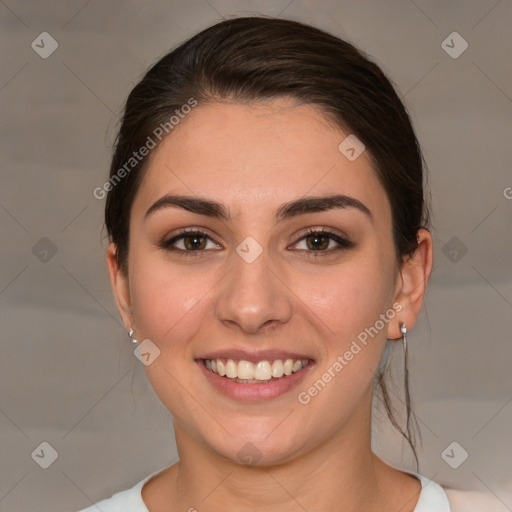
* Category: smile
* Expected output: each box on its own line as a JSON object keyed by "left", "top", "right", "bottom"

{"left": 204, "top": 358, "right": 310, "bottom": 383}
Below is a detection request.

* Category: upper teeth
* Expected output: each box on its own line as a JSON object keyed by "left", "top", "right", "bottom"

{"left": 205, "top": 358, "right": 309, "bottom": 380}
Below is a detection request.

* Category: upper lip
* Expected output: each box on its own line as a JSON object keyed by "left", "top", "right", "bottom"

{"left": 197, "top": 349, "right": 314, "bottom": 362}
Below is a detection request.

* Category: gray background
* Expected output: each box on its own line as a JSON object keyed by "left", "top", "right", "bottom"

{"left": 0, "top": 1, "right": 511, "bottom": 510}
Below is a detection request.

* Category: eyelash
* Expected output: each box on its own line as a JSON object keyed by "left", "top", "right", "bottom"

{"left": 160, "top": 227, "right": 354, "bottom": 259}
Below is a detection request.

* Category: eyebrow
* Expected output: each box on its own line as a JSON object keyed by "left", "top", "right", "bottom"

{"left": 144, "top": 193, "right": 372, "bottom": 222}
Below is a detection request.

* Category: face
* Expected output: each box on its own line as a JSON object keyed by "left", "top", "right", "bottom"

{"left": 108, "top": 98, "right": 425, "bottom": 466}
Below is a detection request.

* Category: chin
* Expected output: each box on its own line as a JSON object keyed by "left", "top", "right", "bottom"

{"left": 206, "top": 429, "right": 307, "bottom": 468}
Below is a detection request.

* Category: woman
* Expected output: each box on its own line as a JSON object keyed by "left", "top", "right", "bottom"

{"left": 79, "top": 16, "right": 450, "bottom": 511}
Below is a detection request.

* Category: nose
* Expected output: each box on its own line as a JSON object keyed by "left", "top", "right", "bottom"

{"left": 215, "top": 247, "right": 293, "bottom": 335}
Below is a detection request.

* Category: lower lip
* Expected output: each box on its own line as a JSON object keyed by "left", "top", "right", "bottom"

{"left": 197, "top": 360, "right": 315, "bottom": 401}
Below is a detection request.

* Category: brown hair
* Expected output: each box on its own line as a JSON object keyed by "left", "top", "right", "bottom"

{"left": 105, "top": 16, "right": 429, "bottom": 470}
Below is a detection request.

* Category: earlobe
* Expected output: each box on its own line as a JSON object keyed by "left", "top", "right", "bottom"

{"left": 106, "top": 242, "right": 132, "bottom": 330}
{"left": 388, "top": 228, "right": 433, "bottom": 340}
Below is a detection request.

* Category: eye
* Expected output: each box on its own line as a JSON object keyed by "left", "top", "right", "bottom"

{"left": 160, "top": 229, "right": 221, "bottom": 257}
{"left": 291, "top": 228, "right": 354, "bottom": 256}
{"left": 160, "top": 227, "right": 354, "bottom": 258}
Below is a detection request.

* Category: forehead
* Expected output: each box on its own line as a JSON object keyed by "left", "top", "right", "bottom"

{"left": 132, "top": 99, "right": 391, "bottom": 224}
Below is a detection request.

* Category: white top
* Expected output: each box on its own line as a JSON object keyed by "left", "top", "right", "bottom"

{"left": 76, "top": 467, "right": 451, "bottom": 511}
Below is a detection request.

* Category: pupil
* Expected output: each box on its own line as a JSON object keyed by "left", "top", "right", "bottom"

{"left": 307, "top": 234, "right": 328, "bottom": 250}
{"left": 185, "top": 234, "right": 205, "bottom": 250}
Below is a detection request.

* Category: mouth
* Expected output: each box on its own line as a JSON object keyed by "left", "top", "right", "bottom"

{"left": 202, "top": 357, "right": 311, "bottom": 383}
{"left": 196, "top": 354, "right": 315, "bottom": 401}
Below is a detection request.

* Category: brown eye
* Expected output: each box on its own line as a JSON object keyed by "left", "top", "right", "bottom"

{"left": 305, "top": 233, "right": 331, "bottom": 251}
{"left": 292, "top": 228, "right": 355, "bottom": 256}
{"left": 161, "top": 229, "right": 221, "bottom": 257}
{"left": 182, "top": 233, "right": 207, "bottom": 250}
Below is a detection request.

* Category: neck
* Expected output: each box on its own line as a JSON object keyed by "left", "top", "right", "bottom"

{"left": 170, "top": 397, "right": 392, "bottom": 511}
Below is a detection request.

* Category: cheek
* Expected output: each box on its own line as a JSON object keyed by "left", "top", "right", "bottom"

{"left": 128, "top": 250, "right": 213, "bottom": 352}
{"left": 292, "top": 249, "right": 397, "bottom": 399}
{"left": 296, "top": 254, "right": 396, "bottom": 344}
{"left": 290, "top": 261, "right": 396, "bottom": 422}
{"left": 126, "top": 251, "right": 216, "bottom": 419}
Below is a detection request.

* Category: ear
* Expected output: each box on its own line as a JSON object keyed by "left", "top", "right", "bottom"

{"left": 106, "top": 242, "right": 132, "bottom": 331}
{"left": 387, "top": 228, "right": 433, "bottom": 340}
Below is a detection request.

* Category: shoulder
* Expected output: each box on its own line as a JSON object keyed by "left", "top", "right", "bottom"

{"left": 444, "top": 487, "right": 507, "bottom": 512}
{"left": 412, "top": 475, "right": 506, "bottom": 512}
{"left": 74, "top": 479, "right": 148, "bottom": 512}
{"left": 74, "top": 466, "right": 170, "bottom": 512}
{"left": 412, "top": 474, "right": 451, "bottom": 511}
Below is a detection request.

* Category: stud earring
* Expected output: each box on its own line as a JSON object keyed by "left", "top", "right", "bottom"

{"left": 399, "top": 321, "right": 410, "bottom": 404}
{"left": 128, "top": 328, "right": 138, "bottom": 344}
{"left": 400, "top": 322, "right": 407, "bottom": 353}
{"left": 400, "top": 322, "right": 409, "bottom": 369}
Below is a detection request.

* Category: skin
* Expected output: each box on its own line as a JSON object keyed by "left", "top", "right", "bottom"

{"left": 107, "top": 98, "right": 433, "bottom": 511}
